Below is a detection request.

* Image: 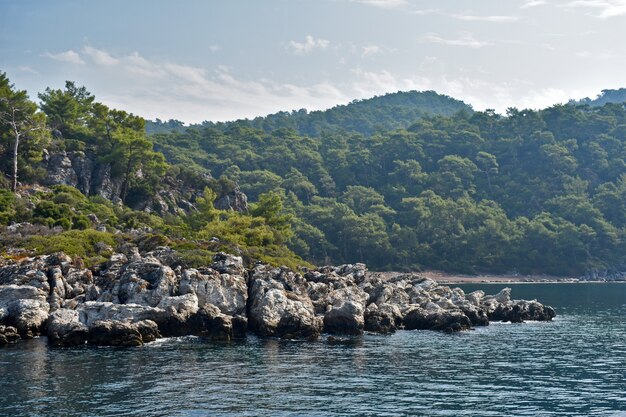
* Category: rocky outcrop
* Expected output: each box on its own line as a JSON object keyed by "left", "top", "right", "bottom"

{"left": 46, "top": 309, "right": 89, "bottom": 346}
{"left": 42, "top": 150, "right": 122, "bottom": 201}
{"left": 214, "top": 186, "right": 248, "bottom": 213}
{"left": 248, "top": 265, "right": 321, "bottom": 338}
{"left": 40, "top": 149, "right": 248, "bottom": 216}
{"left": 0, "top": 248, "right": 556, "bottom": 347}
{"left": 479, "top": 288, "right": 556, "bottom": 323}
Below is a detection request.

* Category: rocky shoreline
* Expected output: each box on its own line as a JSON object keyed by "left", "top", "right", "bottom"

{"left": 0, "top": 247, "right": 556, "bottom": 347}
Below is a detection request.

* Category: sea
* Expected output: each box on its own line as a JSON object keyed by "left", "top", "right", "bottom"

{"left": 1, "top": 283, "right": 625, "bottom": 417}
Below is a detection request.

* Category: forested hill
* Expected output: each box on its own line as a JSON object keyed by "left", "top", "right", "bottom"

{"left": 0, "top": 73, "right": 307, "bottom": 270}
{"left": 570, "top": 88, "right": 626, "bottom": 107}
{"left": 3, "top": 69, "right": 626, "bottom": 277}
{"left": 151, "top": 103, "right": 626, "bottom": 276}
{"left": 146, "top": 90, "right": 472, "bottom": 137}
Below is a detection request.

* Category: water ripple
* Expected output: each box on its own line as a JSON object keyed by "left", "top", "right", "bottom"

{"left": 1, "top": 283, "right": 626, "bottom": 416}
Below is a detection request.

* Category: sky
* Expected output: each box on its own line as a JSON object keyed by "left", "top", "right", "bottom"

{"left": 1, "top": 0, "right": 626, "bottom": 123}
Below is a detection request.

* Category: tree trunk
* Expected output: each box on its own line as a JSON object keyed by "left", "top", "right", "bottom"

{"left": 120, "top": 146, "right": 135, "bottom": 202}
{"left": 12, "top": 130, "right": 20, "bottom": 192}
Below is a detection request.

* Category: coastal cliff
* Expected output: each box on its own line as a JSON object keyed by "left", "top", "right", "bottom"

{"left": 0, "top": 247, "right": 555, "bottom": 347}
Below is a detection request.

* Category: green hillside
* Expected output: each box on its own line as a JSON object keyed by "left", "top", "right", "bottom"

{"left": 0, "top": 72, "right": 307, "bottom": 269}
{"left": 146, "top": 90, "right": 472, "bottom": 137}
{"left": 2, "top": 70, "right": 626, "bottom": 276}
{"left": 151, "top": 104, "right": 626, "bottom": 276}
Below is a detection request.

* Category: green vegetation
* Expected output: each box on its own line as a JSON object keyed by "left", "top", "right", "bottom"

{"left": 146, "top": 90, "right": 471, "bottom": 137}
{"left": 2, "top": 69, "right": 626, "bottom": 276}
{"left": 571, "top": 88, "right": 626, "bottom": 107}
{"left": 151, "top": 105, "right": 626, "bottom": 275}
{"left": 0, "top": 72, "right": 308, "bottom": 269}
{"left": 0, "top": 72, "right": 49, "bottom": 191}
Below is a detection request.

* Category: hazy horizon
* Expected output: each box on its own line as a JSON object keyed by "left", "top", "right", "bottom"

{"left": 2, "top": 0, "right": 625, "bottom": 123}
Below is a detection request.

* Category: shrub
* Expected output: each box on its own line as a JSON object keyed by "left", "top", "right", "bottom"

{"left": 25, "top": 230, "right": 118, "bottom": 260}
{"left": 72, "top": 214, "right": 91, "bottom": 230}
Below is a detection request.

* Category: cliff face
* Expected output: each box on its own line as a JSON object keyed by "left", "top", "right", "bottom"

{"left": 40, "top": 149, "right": 248, "bottom": 215}
{"left": 42, "top": 150, "right": 122, "bottom": 202}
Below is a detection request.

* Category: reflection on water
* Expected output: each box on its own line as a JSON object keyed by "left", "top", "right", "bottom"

{"left": 1, "top": 283, "right": 626, "bottom": 416}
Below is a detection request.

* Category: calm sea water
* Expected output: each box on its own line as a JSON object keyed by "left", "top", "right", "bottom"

{"left": 1, "top": 283, "right": 626, "bottom": 417}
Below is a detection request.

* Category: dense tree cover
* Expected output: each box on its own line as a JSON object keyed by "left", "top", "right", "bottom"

{"left": 146, "top": 91, "right": 471, "bottom": 137}
{"left": 3, "top": 71, "right": 626, "bottom": 276}
{"left": 0, "top": 73, "right": 49, "bottom": 190}
{"left": 145, "top": 118, "right": 187, "bottom": 135}
{"left": 571, "top": 88, "right": 626, "bottom": 107}
{"left": 36, "top": 80, "right": 170, "bottom": 202}
{"left": 152, "top": 104, "right": 626, "bottom": 275}
{"left": 0, "top": 73, "right": 307, "bottom": 269}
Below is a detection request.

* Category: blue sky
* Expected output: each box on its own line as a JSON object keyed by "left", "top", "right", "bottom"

{"left": 1, "top": 0, "right": 625, "bottom": 122}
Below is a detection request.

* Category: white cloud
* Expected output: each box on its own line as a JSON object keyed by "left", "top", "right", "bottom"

{"left": 122, "top": 51, "right": 165, "bottom": 78}
{"left": 351, "top": 0, "right": 408, "bottom": 9}
{"left": 31, "top": 44, "right": 616, "bottom": 124}
{"left": 454, "top": 14, "right": 520, "bottom": 22}
{"left": 288, "top": 36, "right": 330, "bottom": 55}
{"left": 409, "top": 8, "right": 440, "bottom": 15}
{"left": 163, "top": 63, "right": 208, "bottom": 84}
{"left": 421, "top": 33, "right": 492, "bottom": 48}
{"left": 521, "top": 0, "right": 547, "bottom": 8}
{"left": 18, "top": 66, "right": 39, "bottom": 75}
{"left": 565, "top": 0, "right": 626, "bottom": 18}
{"left": 350, "top": 69, "right": 430, "bottom": 97}
{"left": 42, "top": 50, "right": 85, "bottom": 65}
{"left": 83, "top": 46, "right": 120, "bottom": 66}
{"left": 208, "top": 44, "right": 221, "bottom": 52}
{"left": 516, "top": 88, "right": 571, "bottom": 109}
{"left": 362, "top": 45, "right": 382, "bottom": 57}
{"left": 344, "top": 70, "right": 598, "bottom": 116}
{"left": 40, "top": 47, "right": 349, "bottom": 122}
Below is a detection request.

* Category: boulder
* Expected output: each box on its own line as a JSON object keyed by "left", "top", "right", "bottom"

{"left": 76, "top": 301, "right": 168, "bottom": 327}
{"left": 46, "top": 309, "right": 89, "bottom": 347}
{"left": 404, "top": 307, "right": 472, "bottom": 333}
{"left": 186, "top": 304, "right": 235, "bottom": 341}
{"left": 4, "top": 295, "right": 50, "bottom": 338}
{"left": 88, "top": 320, "right": 144, "bottom": 347}
{"left": 323, "top": 300, "right": 365, "bottom": 335}
{"left": 248, "top": 266, "right": 321, "bottom": 338}
{"left": 488, "top": 299, "right": 556, "bottom": 323}
{"left": 0, "top": 325, "right": 20, "bottom": 346}
{"left": 364, "top": 303, "right": 402, "bottom": 334}
{"left": 116, "top": 257, "right": 177, "bottom": 306}
{"left": 179, "top": 268, "right": 247, "bottom": 315}
{"left": 211, "top": 252, "right": 246, "bottom": 276}
{"left": 135, "top": 320, "right": 160, "bottom": 343}
{"left": 214, "top": 187, "right": 248, "bottom": 213}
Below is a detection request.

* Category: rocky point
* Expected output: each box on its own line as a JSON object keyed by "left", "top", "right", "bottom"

{"left": 0, "top": 247, "right": 556, "bottom": 347}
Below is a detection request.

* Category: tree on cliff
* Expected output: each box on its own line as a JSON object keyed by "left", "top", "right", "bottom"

{"left": 0, "top": 72, "right": 48, "bottom": 191}
{"left": 105, "top": 124, "right": 167, "bottom": 202}
{"left": 38, "top": 81, "right": 94, "bottom": 138}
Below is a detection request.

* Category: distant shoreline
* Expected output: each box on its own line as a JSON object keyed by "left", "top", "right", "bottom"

{"left": 377, "top": 270, "right": 626, "bottom": 284}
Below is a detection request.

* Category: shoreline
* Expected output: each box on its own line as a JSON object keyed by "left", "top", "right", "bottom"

{"left": 377, "top": 270, "right": 626, "bottom": 284}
